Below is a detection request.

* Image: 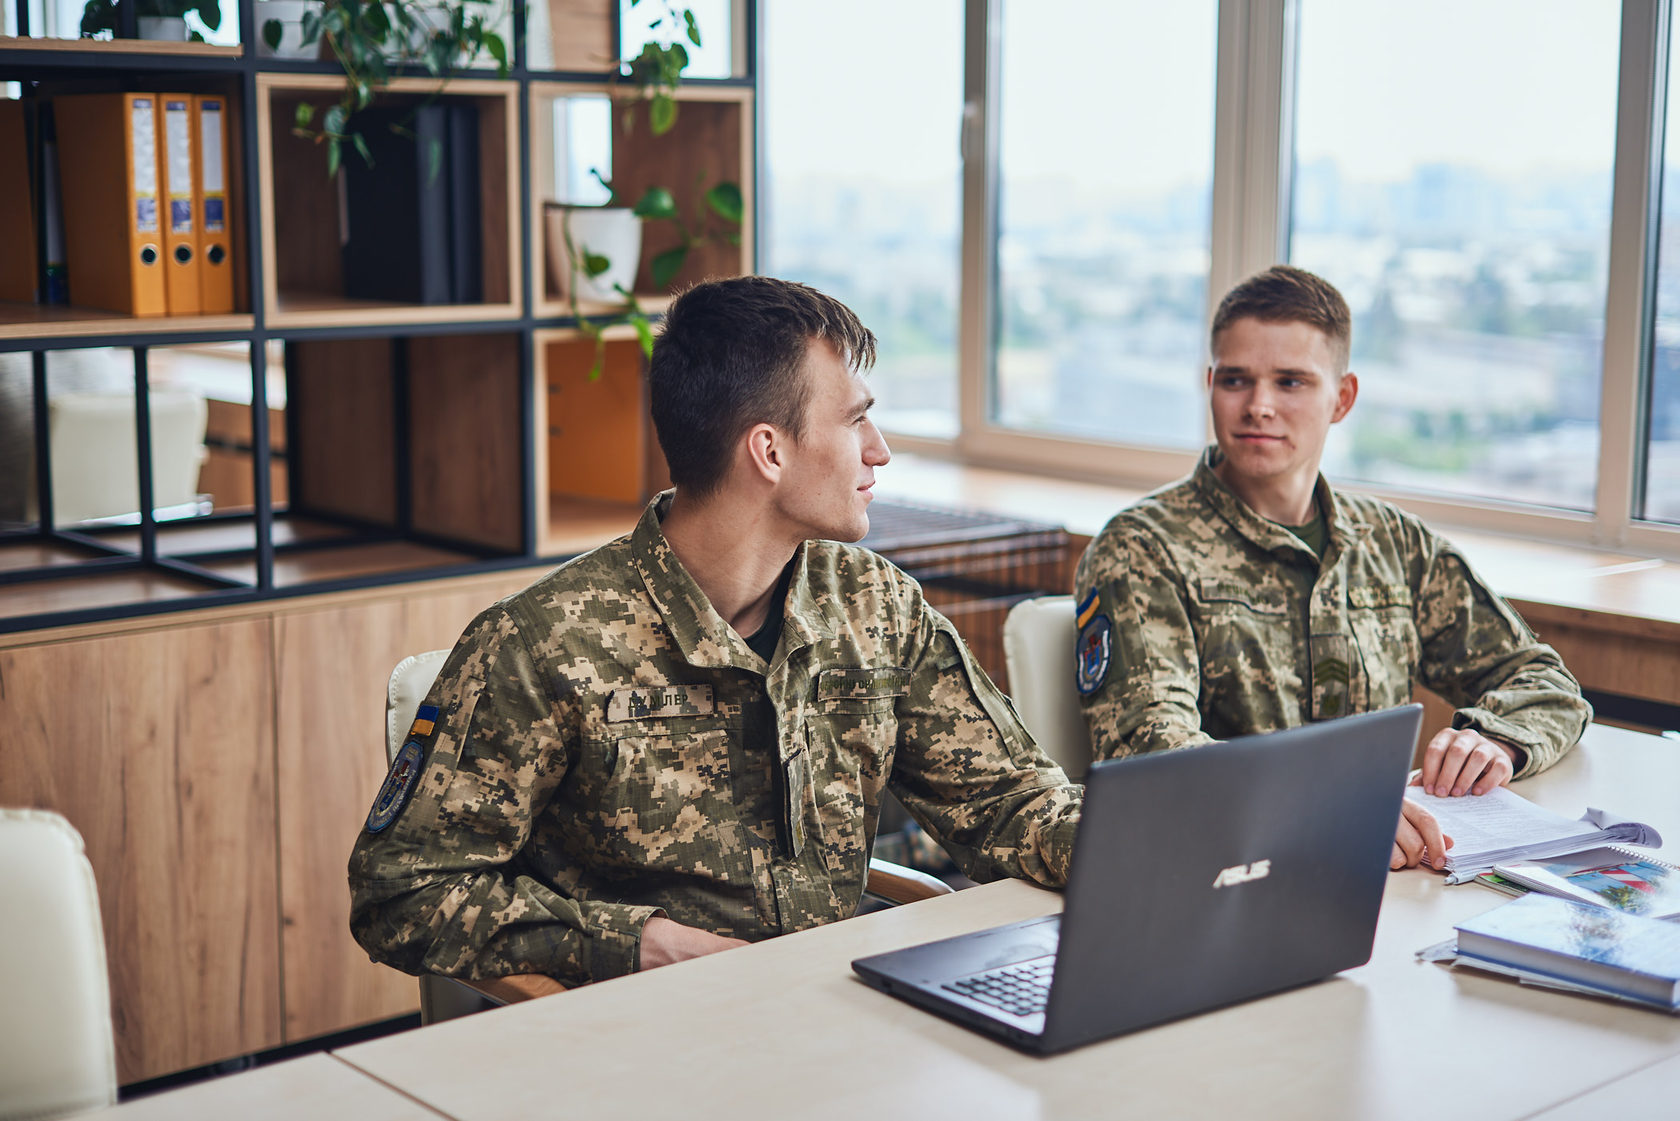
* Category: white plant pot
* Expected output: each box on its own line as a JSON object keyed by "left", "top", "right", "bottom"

{"left": 546, "top": 205, "right": 642, "bottom": 304}
{"left": 136, "top": 15, "right": 187, "bottom": 40}
{"left": 255, "top": 0, "right": 319, "bottom": 59}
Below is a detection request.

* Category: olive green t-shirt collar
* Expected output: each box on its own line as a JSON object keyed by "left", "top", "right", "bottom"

{"left": 1191, "top": 446, "right": 1370, "bottom": 563}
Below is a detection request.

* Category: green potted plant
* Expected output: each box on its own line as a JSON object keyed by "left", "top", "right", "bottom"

{"left": 80, "top": 0, "right": 221, "bottom": 41}
{"left": 276, "top": 0, "right": 508, "bottom": 175}
{"left": 560, "top": 0, "right": 744, "bottom": 375}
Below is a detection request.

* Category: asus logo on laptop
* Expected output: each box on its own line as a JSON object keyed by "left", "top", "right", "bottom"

{"left": 1211, "top": 860, "right": 1271, "bottom": 888}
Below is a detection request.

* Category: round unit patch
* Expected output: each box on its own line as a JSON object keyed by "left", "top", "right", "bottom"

{"left": 1075, "top": 613, "right": 1113, "bottom": 696}
{"left": 366, "top": 739, "right": 425, "bottom": 833}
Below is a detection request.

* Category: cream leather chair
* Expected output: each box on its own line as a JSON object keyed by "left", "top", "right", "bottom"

{"left": 384, "top": 651, "right": 953, "bottom": 1024}
{"left": 1002, "top": 595, "right": 1093, "bottom": 780}
{"left": 47, "top": 390, "right": 208, "bottom": 525}
{"left": 0, "top": 809, "right": 117, "bottom": 1120}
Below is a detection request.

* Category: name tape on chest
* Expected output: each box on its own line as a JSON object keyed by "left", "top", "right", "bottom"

{"left": 608, "top": 683, "right": 716, "bottom": 722}
{"left": 815, "top": 666, "right": 908, "bottom": 701}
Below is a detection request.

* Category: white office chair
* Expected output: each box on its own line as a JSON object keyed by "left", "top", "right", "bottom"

{"left": 0, "top": 809, "right": 117, "bottom": 1120}
{"left": 1002, "top": 595, "right": 1094, "bottom": 780}
{"left": 384, "top": 649, "right": 953, "bottom": 1023}
{"left": 47, "top": 389, "right": 208, "bottom": 525}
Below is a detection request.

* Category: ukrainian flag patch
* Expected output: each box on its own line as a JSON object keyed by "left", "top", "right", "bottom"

{"left": 1076, "top": 589, "right": 1101, "bottom": 630}
{"left": 408, "top": 703, "right": 439, "bottom": 739}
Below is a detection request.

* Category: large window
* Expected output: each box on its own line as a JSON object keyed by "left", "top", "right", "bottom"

{"left": 993, "top": 0, "right": 1216, "bottom": 449}
{"left": 761, "top": 0, "right": 964, "bottom": 439}
{"left": 757, "top": 1, "right": 1680, "bottom": 557}
{"left": 1290, "top": 1, "right": 1619, "bottom": 512}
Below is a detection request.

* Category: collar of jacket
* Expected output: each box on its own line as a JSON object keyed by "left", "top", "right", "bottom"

{"left": 1190, "top": 445, "right": 1372, "bottom": 565}
{"left": 628, "top": 492, "right": 846, "bottom": 672}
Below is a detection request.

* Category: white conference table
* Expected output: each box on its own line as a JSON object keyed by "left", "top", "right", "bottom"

{"left": 322, "top": 722, "right": 1680, "bottom": 1121}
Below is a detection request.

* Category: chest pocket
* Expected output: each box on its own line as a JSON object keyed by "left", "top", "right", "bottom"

{"left": 1189, "top": 576, "right": 1297, "bottom": 706}
{"left": 570, "top": 713, "right": 739, "bottom": 872}
{"left": 1193, "top": 577, "right": 1290, "bottom": 618}
{"left": 1347, "top": 585, "right": 1420, "bottom": 710}
{"left": 804, "top": 667, "right": 905, "bottom": 890}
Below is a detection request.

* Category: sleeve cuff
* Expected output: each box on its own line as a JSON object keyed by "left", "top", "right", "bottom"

{"left": 588, "top": 904, "right": 665, "bottom": 981}
{"left": 1451, "top": 709, "right": 1537, "bottom": 778}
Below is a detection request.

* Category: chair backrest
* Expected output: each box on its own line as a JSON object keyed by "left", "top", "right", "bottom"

{"left": 47, "top": 389, "right": 208, "bottom": 525}
{"left": 387, "top": 650, "right": 450, "bottom": 764}
{"left": 1002, "top": 595, "right": 1092, "bottom": 779}
{"left": 0, "top": 809, "right": 117, "bottom": 1120}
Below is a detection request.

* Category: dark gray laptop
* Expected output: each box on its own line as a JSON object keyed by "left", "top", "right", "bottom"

{"left": 852, "top": 704, "right": 1422, "bottom": 1054}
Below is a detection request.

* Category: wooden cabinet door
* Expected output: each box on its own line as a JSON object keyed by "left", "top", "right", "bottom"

{"left": 272, "top": 570, "right": 545, "bottom": 1043}
{"left": 0, "top": 619, "right": 282, "bottom": 1085}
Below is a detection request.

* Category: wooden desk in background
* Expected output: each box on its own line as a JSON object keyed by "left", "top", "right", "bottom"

{"left": 880, "top": 453, "right": 1680, "bottom": 733}
{"left": 308, "top": 724, "right": 1679, "bottom": 1121}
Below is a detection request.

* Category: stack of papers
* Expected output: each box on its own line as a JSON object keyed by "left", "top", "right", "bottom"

{"left": 1403, "top": 785, "right": 1662, "bottom": 884}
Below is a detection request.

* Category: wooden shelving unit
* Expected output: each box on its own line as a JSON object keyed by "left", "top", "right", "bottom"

{"left": 0, "top": 14, "right": 758, "bottom": 634}
{"left": 0, "top": 4, "right": 760, "bottom": 1087}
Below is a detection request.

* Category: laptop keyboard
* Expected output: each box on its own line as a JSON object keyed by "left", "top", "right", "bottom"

{"left": 943, "top": 954, "right": 1056, "bottom": 1017}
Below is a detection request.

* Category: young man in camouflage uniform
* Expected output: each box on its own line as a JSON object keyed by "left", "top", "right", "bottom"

{"left": 350, "top": 276, "right": 1081, "bottom": 989}
{"left": 1074, "top": 265, "right": 1590, "bottom": 872}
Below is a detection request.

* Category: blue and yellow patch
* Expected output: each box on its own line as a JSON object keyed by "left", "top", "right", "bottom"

{"left": 366, "top": 738, "right": 425, "bottom": 833}
{"left": 1075, "top": 589, "right": 1101, "bottom": 630}
{"left": 408, "top": 703, "right": 439, "bottom": 739}
{"left": 1075, "top": 609, "right": 1112, "bottom": 696}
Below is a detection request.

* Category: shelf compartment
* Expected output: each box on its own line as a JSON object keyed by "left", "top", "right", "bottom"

{"left": 287, "top": 331, "right": 525, "bottom": 556}
{"left": 3, "top": 77, "right": 252, "bottom": 332}
{"left": 534, "top": 325, "right": 668, "bottom": 551}
{"left": 529, "top": 81, "right": 753, "bottom": 318}
{"left": 257, "top": 74, "right": 520, "bottom": 329}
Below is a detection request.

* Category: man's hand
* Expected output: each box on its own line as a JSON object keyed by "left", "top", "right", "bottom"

{"left": 1393, "top": 799, "right": 1452, "bottom": 871}
{"left": 1414, "top": 728, "right": 1518, "bottom": 797}
{"left": 638, "top": 915, "right": 748, "bottom": 971}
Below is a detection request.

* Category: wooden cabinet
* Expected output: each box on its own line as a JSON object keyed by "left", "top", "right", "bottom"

{"left": 0, "top": 566, "right": 547, "bottom": 1083}
{"left": 0, "top": 617, "right": 282, "bottom": 1083}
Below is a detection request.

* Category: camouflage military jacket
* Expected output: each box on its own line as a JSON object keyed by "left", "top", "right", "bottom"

{"left": 1074, "top": 449, "right": 1589, "bottom": 776}
{"left": 350, "top": 496, "right": 1080, "bottom": 987}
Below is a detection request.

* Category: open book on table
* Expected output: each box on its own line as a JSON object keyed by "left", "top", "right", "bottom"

{"left": 1403, "top": 785, "right": 1663, "bottom": 885}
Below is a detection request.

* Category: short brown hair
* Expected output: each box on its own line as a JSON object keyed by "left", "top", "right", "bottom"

{"left": 649, "top": 276, "right": 877, "bottom": 496}
{"left": 1209, "top": 265, "right": 1351, "bottom": 373}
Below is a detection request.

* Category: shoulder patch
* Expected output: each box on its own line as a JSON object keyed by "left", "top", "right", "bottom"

{"left": 366, "top": 739, "right": 425, "bottom": 833}
{"left": 1075, "top": 589, "right": 1101, "bottom": 630}
{"left": 407, "top": 703, "right": 439, "bottom": 738}
{"left": 1075, "top": 612, "right": 1113, "bottom": 696}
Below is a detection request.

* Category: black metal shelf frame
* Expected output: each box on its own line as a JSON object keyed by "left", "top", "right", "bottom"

{"left": 1, "top": 0, "right": 759, "bottom": 635}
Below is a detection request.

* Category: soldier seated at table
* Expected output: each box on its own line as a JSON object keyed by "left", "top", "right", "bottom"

{"left": 349, "top": 276, "right": 1082, "bottom": 987}
{"left": 1073, "top": 265, "right": 1591, "bottom": 871}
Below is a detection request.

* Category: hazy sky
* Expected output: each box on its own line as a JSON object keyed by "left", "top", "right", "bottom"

{"left": 765, "top": 0, "right": 1624, "bottom": 192}
{"left": 1295, "top": 0, "right": 1621, "bottom": 180}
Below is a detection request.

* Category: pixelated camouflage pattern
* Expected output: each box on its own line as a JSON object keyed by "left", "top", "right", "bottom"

{"left": 1075, "top": 448, "right": 1590, "bottom": 775}
{"left": 349, "top": 495, "right": 1080, "bottom": 988}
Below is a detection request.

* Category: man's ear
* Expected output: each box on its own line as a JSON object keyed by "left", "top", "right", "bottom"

{"left": 744, "top": 422, "right": 784, "bottom": 483}
{"left": 1331, "top": 371, "right": 1359, "bottom": 423}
